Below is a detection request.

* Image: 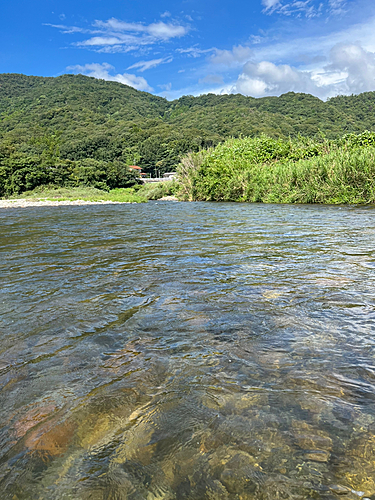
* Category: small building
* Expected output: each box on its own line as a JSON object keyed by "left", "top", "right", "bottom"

{"left": 163, "top": 172, "right": 177, "bottom": 180}
{"left": 129, "top": 165, "right": 142, "bottom": 172}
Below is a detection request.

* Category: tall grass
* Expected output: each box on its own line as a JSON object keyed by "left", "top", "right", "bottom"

{"left": 136, "top": 180, "right": 180, "bottom": 200}
{"left": 177, "top": 133, "right": 375, "bottom": 204}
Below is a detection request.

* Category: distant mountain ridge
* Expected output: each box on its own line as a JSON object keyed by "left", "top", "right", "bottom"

{"left": 1, "top": 73, "right": 375, "bottom": 173}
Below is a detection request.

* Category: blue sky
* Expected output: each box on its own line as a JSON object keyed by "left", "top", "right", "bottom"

{"left": 2, "top": 0, "right": 375, "bottom": 100}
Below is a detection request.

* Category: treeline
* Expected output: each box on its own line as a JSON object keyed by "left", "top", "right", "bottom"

{"left": 1, "top": 73, "right": 375, "bottom": 199}
{"left": 1, "top": 73, "right": 375, "bottom": 179}
{"left": 177, "top": 131, "right": 375, "bottom": 204}
{"left": 0, "top": 74, "right": 221, "bottom": 180}
{"left": 0, "top": 139, "right": 139, "bottom": 197}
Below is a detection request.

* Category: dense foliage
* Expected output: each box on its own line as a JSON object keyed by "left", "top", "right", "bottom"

{"left": 177, "top": 132, "right": 375, "bottom": 204}
{"left": 0, "top": 73, "right": 220, "bottom": 191}
{"left": 1, "top": 73, "right": 375, "bottom": 198}
{"left": 0, "top": 141, "right": 140, "bottom": 197}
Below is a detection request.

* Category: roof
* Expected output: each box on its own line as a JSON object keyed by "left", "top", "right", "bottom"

{"left": 129, "top": 165, "right": 142, "bottom": 170}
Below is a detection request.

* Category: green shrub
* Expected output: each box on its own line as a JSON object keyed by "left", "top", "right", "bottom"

{"left": 179, "top": 132, "right": 375, "bottom": 204}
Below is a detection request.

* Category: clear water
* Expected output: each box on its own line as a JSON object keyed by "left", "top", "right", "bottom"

{"left": 1, "top": 201, "right": 375, "bottom": 500}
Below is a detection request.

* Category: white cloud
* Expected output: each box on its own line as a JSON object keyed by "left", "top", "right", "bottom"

{"left": 160, "top": 11, "right": 171, "bottom": 18}
{"left": 149, "top": 22, "right": 187, "bottom": 39}
{"left": 159, "top": 82, "right": 172, "bottom": 91}
{"left": 328, "top": 0, "right": 347, "bottom": 15}
{"left": 235, "top": 75, "right": 268, "bottom": 96}
{"left": 262, "top": 0, "right": 282, "bottom": 9}
{"left": 242, "top": 15, "right": 375, "bottom": 66}
{"left": 210, "top": 45, "right": 253, "bottom": 66}
{"left": 48, "top": 17, "right": 189, "bottom": 53}
{"left": 177, "top": 46, "right": 215, "bottom": 58}
{"left": 45, "top": 23, "right": 90, "bottom": 34}
{"left": 93, "top": 19, "right": 188, "bottom": 40}
{"left": 261, "top": 0, "right": 349, "bottom": 17}
{"left": 326, "top": 42, "right": 375, "bottom": 93}
{"left": 233, "top": 60, "right": 319, "bottom": 96}
{"left": 67, "top": 63, "right": 153, "bottom": 91}
{"left": 229, "top": 42, "right": 375, "bottom": 98}
{"left": 96, "top": 45, "right": 138, "bottom": 54}
{"left": 127, "top": 57, "right": 173, "bottom": 72}
{"left": 79, "top": 36, "right": 124, "bottom": 47}
{"left": 250, "top": 35, "right": 267, "bottom": 44}
{"left": 262, "top": 0, "right": 328, "bottom": 17}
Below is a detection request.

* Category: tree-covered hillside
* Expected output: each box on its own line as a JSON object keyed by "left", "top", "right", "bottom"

{"left": 1, "top": 72, "right": 375, "bottom": 184}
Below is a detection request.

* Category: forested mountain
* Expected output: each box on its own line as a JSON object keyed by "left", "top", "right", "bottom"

{"left": 1, "top": 72, "right": 375, "bottom": 178}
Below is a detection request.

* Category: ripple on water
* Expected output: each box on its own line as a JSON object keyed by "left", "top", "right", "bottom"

{"left": 1, "top": 202, "right": 375, "bottom": 499}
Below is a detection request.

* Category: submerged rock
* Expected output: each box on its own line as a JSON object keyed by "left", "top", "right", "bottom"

{"left": 24, "top": 417, "right": 76, "bottom": 458}
{"left": 303, "top": 450, "right": 330, "bottom": 462}
{"left": 218, "top": 452, "right": 265, "bottom": 497}
{"left": 292, "top": 420, "right": 332, "bottom": 463}
{"left": 343, "top": 432, "right": 375, "bottom": 497}
{"left": 205, "top": 480, "right": 229, "bottom": 500}
{"left": 329, "top": 484, "right": 352, "bottom": 495}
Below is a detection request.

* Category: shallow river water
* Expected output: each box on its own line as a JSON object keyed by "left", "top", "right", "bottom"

{"left": 1, "top": 201, "right": 375, "bottom": 500}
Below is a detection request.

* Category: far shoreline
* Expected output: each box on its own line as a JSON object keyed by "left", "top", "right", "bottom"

{"left": 0, "top": 195, "right": 180, "bottom": 209}
{"left": 0, "top": 199, "right": 136, "bottom": 209}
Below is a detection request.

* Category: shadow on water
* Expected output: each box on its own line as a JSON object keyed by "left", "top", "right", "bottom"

{"left": 1, "top": 202, "right": 375, "bottom": 499}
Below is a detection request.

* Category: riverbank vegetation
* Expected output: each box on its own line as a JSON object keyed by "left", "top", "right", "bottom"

{"left": 10, "top": 186, "right": 146, "bottom": 203}
{"left": 6, "top": 182, "right": 180, "bottom": 203}
{"left": 1, "top": 74, "right": 375, "bottom": 204}
{"left": 3, "top": 132, "right": 375, "bottom": 205}
{"left": 0, "top": 141, "right": 141, "bottom": 198}
{"left": 137, "top": 181, "right": 179, "bottom": 200}
{"left": 1, "top": 73, "right": 375, "bottom": 178}
{"left": 177, "top": 132, "right": 375, "bottom": 204}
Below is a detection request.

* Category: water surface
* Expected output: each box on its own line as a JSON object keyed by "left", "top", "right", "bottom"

{"left": 1, "top": 201, "right": 375, "bottom": 500}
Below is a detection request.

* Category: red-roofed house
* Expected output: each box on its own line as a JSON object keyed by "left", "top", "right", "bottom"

{"left": 129, "top": 165, "right": 146, "bottom": 177}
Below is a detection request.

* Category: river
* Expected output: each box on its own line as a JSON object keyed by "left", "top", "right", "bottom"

{"left": 1, "top": 201, "right": 375, "bottom": 500}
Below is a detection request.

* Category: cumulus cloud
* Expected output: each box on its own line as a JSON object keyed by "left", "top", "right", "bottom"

{"left": 234, "top": 60, "right": 318, "bottom": 96}
{"left": 67, "top": 63, "right": 153, "bottom": 91}
{"left": 48, "top": 17, "right": 189, "bottom": 53}
{"left": 127, "top": 57, "right": 173, "bottom": 72}
{"left": 326, "top": 42, "right": 375, "bottom": 93}
{"left": 229, "top": 42, "right": 375, "bottom": 98}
